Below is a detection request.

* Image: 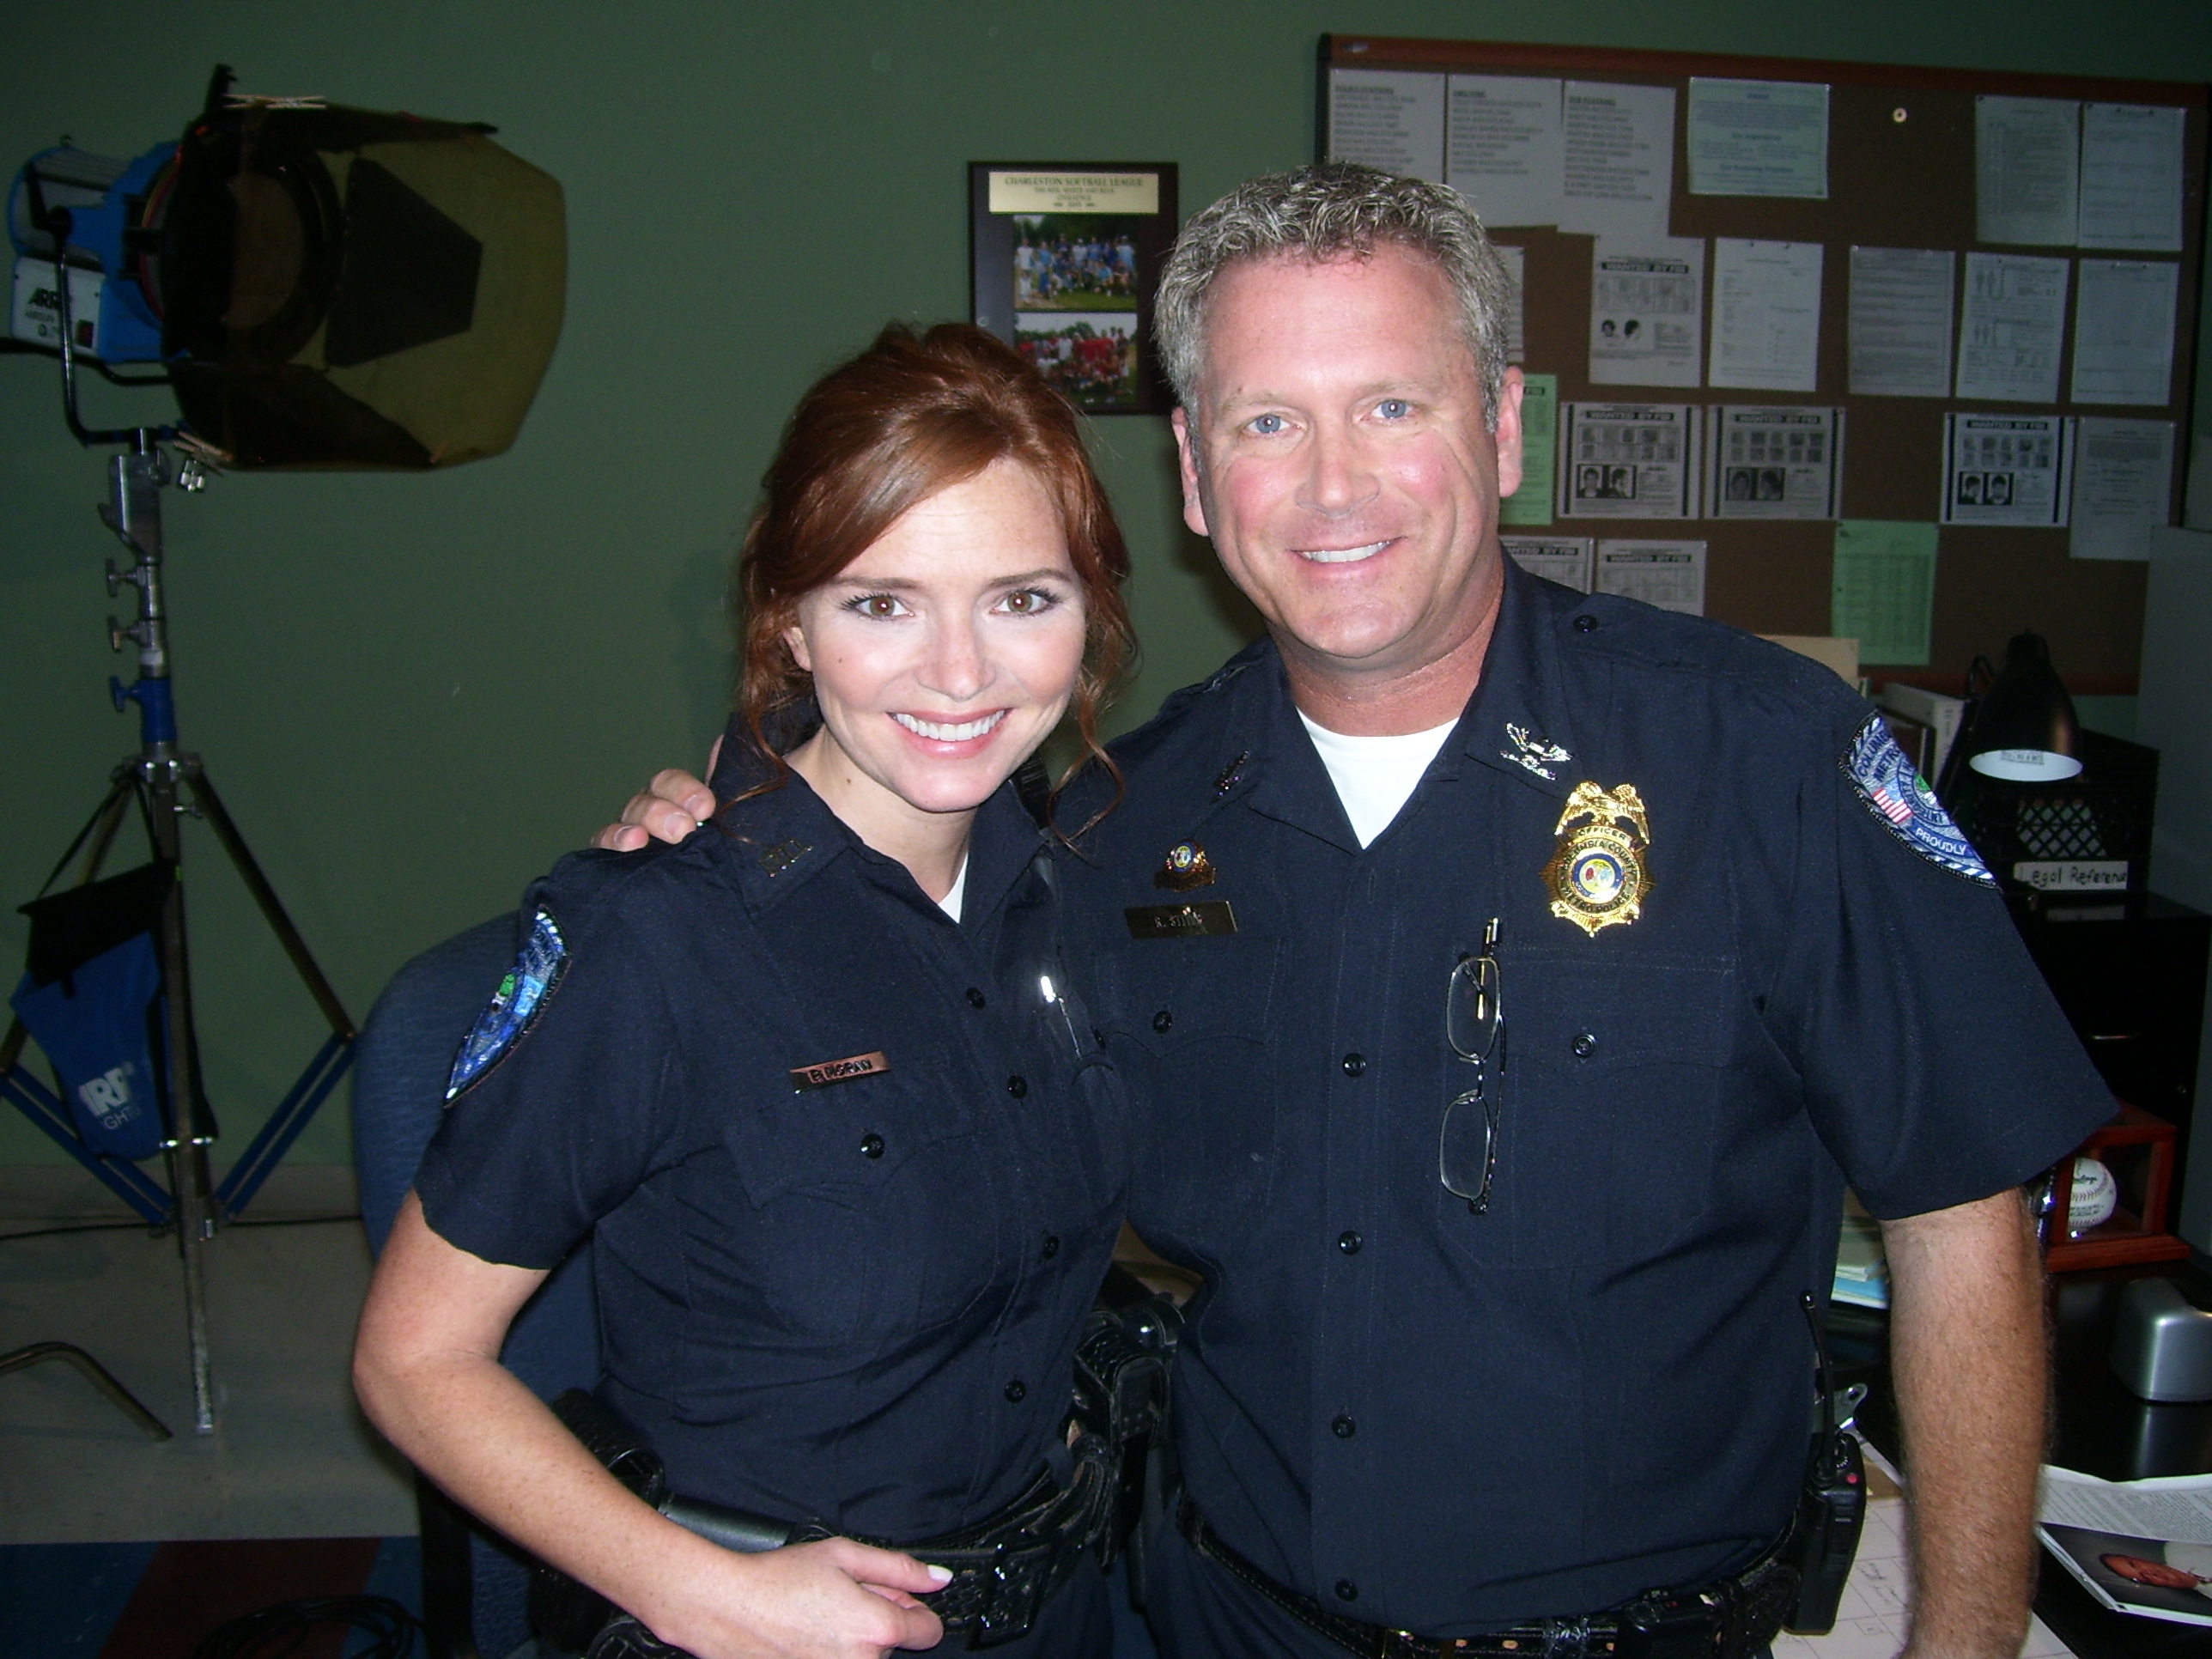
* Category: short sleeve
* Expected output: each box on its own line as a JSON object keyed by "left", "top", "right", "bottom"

{"left": 413, "top": 866, "right": 682, "bottom": 1269}
{"left": 1777, "top": 712, "right": 2114, "bottom": 1218}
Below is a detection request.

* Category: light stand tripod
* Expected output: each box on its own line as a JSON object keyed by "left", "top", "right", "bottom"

{"left": 1, "top": 216, "right": 355, "bottom": 1435}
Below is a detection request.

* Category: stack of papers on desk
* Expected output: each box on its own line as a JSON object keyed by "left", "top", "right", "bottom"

{"left": 1833, "top": 1212, "right": 1888, "bottom": 1310}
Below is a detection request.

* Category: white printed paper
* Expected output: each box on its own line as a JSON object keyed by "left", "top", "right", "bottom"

{"left": 1589, "top": 237, "right": 1705, "bottom": 387}
{"left": 1976, "top": 95, "right": 2080, "bottom": 246}
{"left": 1595, "top": 540, "right": 1705, "bottom": 614}
{"left": 1955, "top": 253, "right": 2069, "bottom": 404}
{"left": 1559, "top": 403, "right": 1699, "bottom": 519}
{"left": 2071, "top": 417, "right": 2176, "bottom": 560}
{"left": 2040, "top": 1465, "right": 2212, "bottom": 1630}
{"left": 1709, "top": 239, "right": 1824, "bottom": 392}
{"left": 1687, "top": 77, "right": 1828, "bottom": 198}
{"left": 1495, "top": 246, "right": 1526, "bottom": 364}
{"left": 1504, "top": 535, "right": 1595, "bottom": 591}
{"left": 1448, "top": 76, "right": 1563, "bottom": 228}
{"left": 1328, "top": 69, "right": 1445, "bottom": 182}
{"left": 1944, "top": 412, "right": 2074, "bottom": 526}
{"left": 2071, "top": 258, "right": 2179, "bottom": 406}
{"left": 1847, "top": 247, "right": 1955, "bottom": 398}
{"left": 1561, "top": 82, "right": 1675, "bottom": 237}
{"left": 1709, "top": 406, "right": 1843, "bottom": 520}
{"left": 2080, "top": 102, "right": 2185, "bottom": 252}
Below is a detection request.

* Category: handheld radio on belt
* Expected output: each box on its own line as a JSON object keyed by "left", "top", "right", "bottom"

{"left": 1784, "top": 1290, "right": 1869, "bottom": 1635}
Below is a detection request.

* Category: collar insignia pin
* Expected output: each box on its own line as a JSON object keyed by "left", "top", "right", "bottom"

{"left": 758, "top": 839, "right": 810, "bottom": 876}
{"left": 1504, "top": 722, "right": 1571, "bottom": 781}
{"left": 1542, "top": 781, "right": 1652, "bottom": 937}
{"left": 1155, "top": 841, "right": 1217, "bottom": 892}
{"left": 1212, "top": 752, "right": 1249, "bottom": 797}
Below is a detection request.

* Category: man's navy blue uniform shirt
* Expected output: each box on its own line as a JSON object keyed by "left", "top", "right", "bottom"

{"left": 1059, "top": 560, "right": 2112, "bottom": 1633}
{"left": 416, "top": 763, "right": 1127, "bottom": 1545}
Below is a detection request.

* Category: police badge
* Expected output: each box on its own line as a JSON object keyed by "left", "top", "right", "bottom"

{"left": 1542, "top": 782, "right": 1653, "bottom": 937}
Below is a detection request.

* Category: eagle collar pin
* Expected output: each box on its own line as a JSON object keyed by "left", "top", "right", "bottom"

{"left": 1543, "top": 781, "right": 1652, "bottom": 937}
{"left": 1504, "top": 722, "right": 1571, "bottom": 781}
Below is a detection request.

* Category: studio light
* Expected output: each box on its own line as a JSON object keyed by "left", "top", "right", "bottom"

{"left": 2, "top": 66, "right": 565, "bottom": 1433}
{"left": 8, "top": 64, "right": 565, "bottom": 466}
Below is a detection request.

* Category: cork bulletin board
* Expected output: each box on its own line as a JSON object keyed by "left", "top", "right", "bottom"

{"left": 1319, "top": 34, "right": 2208, "bottom": 692}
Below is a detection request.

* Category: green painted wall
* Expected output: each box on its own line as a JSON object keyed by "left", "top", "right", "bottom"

{"left": 4, "top": 2, "right": 2209, "bottom": 1167}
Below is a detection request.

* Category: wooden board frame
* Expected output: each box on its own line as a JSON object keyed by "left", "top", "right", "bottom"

{"left": 1320, "top": 34, "right": 2209, "bottom": 692}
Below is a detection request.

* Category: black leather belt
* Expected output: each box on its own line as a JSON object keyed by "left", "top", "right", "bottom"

{"left": 1177, "top": 1497, "right": 1800, "bottom": 1659}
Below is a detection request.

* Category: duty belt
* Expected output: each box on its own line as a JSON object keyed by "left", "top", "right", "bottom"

{"left": 539, "top": 1390, "right": 1121, "bottom": 1654}
{"left": 1177, "top": 1497, "right": 1800, "bottom": 1659}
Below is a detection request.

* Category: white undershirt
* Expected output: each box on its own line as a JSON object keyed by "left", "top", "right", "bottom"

{"left": 936, "top": 854, "right": 969, "bottom": 921}
{"left": 1297, "top": 713, "right": 1460, "bottom": 848}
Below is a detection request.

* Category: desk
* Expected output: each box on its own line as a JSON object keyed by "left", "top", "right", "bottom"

{"left": 1836, "top": 1264, "right": 2212, "bottom": 1659}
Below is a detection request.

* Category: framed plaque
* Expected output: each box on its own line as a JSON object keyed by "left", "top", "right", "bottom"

{"left": 969, "top": 162, "right": 1179, "bottom": 414}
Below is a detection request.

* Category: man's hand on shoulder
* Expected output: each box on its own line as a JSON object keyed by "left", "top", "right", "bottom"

{"left": 593, "top": 741, "right": 720, "bottom": 852}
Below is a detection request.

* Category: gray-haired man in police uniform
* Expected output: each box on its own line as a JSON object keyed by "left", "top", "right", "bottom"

{"left": 615, "top": 164, "right": 2108, "bottom": 1659}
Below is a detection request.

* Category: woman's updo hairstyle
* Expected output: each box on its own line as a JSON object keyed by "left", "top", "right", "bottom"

{"left": 734, "top": 322, "right": 1133, "bottom": 824}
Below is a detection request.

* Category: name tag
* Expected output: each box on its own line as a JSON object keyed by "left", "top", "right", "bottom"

{"left": 1123, "top": 901, "right": 1239, "bottom": 939}
{"left": 790, "top": 1050, "right": 890, "bottom": 1091}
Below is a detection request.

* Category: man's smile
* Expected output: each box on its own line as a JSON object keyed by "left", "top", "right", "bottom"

{"left": 1293, "top": 537, "right": 1397, "bottom": 566}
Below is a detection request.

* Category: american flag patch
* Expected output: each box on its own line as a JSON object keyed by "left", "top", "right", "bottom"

{"left": 1842, "top": 715, "right": 1995, "bottom": 887}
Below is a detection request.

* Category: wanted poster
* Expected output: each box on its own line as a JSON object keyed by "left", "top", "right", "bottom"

{"left": 1559, "top": 403, "right": 1700, "bottom": 519}
{"left": 1942, "top": 413, "right": 2074, "bottom": 526}
{"left": 1708, "top": 405, "right": 1844, "bottom": 520}
{"left": 1503, "top": 536, "right": 1595, "bottom": 591}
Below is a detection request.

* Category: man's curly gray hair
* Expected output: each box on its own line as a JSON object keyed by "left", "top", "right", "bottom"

{"left": 1153, "top": 161, "right": 1516, "bottom": 430}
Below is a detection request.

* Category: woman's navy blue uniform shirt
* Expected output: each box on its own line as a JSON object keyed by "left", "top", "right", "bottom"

{"left": 1056, "top": 560, "right": 2113, "bottom": 1634}
{"left": 415, "top": 768, "right": 1127, "bottom": 1545}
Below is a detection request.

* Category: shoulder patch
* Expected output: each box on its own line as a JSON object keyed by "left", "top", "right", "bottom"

{"left": 446, "top": 907, "right": 570, "bottom": 1101}
{"left": 1842, "top": 716, "right": 1996, "bottom": 888}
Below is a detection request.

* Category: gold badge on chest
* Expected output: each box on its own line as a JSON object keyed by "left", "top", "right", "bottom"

{"left": 1542, "top": 781, "right": 1652, "bottom": 937}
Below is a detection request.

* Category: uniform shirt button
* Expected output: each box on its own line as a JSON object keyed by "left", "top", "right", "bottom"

{"left": 1332, "top": 1413, "right": 1357, "bottom": 1439}
{"left": 1152, "top": 1009, "right": 1174, "bottom": 1033}
{"left": 1340, "top": 1052, "right": 1366, "bottom": 1077}
{"left": 860, "top": 1133, "right": 884, "bottom": 1159}
{"left": 1337, "top": 1230, "right": 1363, "bottom": 1255}
{"left": 1004, "top": 1380, "right": 1027, "bottom": 1403}
{"left": 1006, "top": 1074, "right": 1029, "bottom": 1098}
{"left": 1571, "top": 1032, "right": 1598, "bottom": 1058}
{"left": 1574, "top": 614, "right": 1599, "bottom": 633}
{"left": 965, "top": 987, "right": 987, "bottom": 1008}
{"left": 1042, "top": 1235, "right": 1060, "bottom": 1259}
{"left": 1335, "top": 1580, "right": 1358, "bottom": 1602}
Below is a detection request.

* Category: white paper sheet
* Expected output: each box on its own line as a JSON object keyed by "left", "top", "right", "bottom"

{"left": 1503, "top": 535, "right": 1595, "bottom": 591}
{"left": 1328, "top": 68, "right": 1445, "bottom": 182}
{"left": 1955, "top": 252, "right": 2069, "bottom": 404}
{"left": 1977, "top": 95, "right": 2080, "bottom": 246}
{"left": 1595, "top": 540, "right": 1705, "bottom": 613}
{"left": 1944, "top": 412, "right": 2074, "bottom": 526}
{"left": 1687, "top": 77, "right": 1829, "bottom": 198}
{"left": 1495, "top": 245, "right": 1526, "bottom": 364}
{"left": 1560, "top": 82, "right": 1676, "bottom": 237}
{"left": 1560, "top": 403, "right": 1699, "bottom": 519}
{"left": 2080, "top": 102, "right": 2185, "bottom": 252}
{"left": 2071, "top": 258, "right": 2179, "bottom": 406}
{"left": 1709, "top": 405, "right": 1843, "bottom": 520}
{"left": 2071, "top": 417, "right": 2177, "bottom": 560}
{"left": 1709, "top": 239, "right": 1824, "bottom": 392}
{"left": 1589, "top": 236, "right": 1705, "bottom": 387}
{"left": 1848, "top": 247, "right": 1955, "bottom": 398}
{"left": 1448, "top": 75, "right": 1563, "bottom": 228}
